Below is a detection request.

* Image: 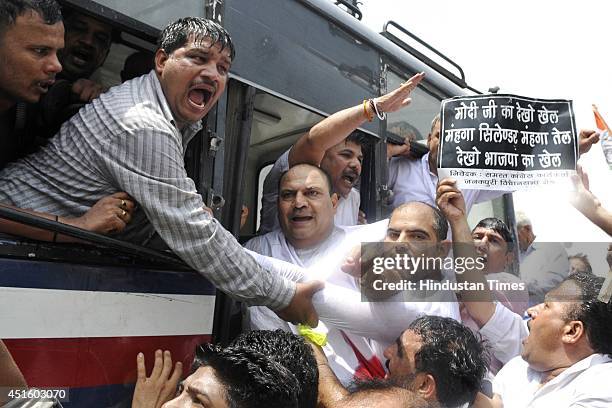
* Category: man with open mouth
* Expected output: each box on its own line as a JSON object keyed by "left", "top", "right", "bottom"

{"left": 58, "top": 10, "right": 113, "bottom": 83}
{"left": 258, "top": 72, "right": 424, "bottom": 234}
{"left": 0, "top": 17, "right": 322, "bottom": 327}
{"left": 0, "top": 0, "right": 63, "bottom": 168}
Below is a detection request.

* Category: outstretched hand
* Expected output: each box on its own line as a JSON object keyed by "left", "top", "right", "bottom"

{"left": 131, "top": 350, "right": 183, "bottom": 408}
{"left": 375, "top": 72, "right": 425, "bottom": 113}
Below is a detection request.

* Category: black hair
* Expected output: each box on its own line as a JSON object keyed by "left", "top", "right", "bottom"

{"left": 346, "top": 131, "right": 369, "bottom": 148}
{"left": 562, "top": 273, "right": 612, "bottom": 357}
{"left": 192, "top": 343, "right": 299, "bottom": 408}
{"left": 230, "top": 330, "right": 318, "bottom": 408}
{"left": 158, "top": 17, "right": 235, "bottom": 60}
{"left": 278, "top": 163, "right": 335, "bottom": 197}
{"left": 393, "top": 201, "right": 449, "bottom": 241}
{"left": 473, "top": 217, "right": 514, "bottom": 252}
{"left": 407, "top": 316, "right": 489, "bottom": 407}
{"left": 0, "top": 0, "right": 62, "bottom": 34}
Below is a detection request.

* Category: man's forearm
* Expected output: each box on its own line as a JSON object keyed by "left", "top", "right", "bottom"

{"left": 0, "top": 204, "right": 80, "bottom": 243}
{"left": 449, "top": 217, "right": 495, "bottom": 327}
{"left": 586, "top": 205, "right": 612, "bottom": 236}
{"left": 289, "top": 103, "right": 370, "bottom": 166}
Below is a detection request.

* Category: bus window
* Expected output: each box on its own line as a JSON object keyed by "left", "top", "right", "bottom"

{"left": 242, "top": 91, "right": 324, "bottom": 235}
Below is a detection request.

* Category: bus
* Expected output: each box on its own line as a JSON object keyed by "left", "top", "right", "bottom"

{"left": 0, "top": 0, "right": 515, "bottom": 406}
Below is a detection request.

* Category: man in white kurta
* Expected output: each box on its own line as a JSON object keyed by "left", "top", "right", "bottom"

{"left": 388, "top": 115, "right": 507, "bottom": 214}
{"left": 246, "top": 163, "right": 459, "bottom": 385}
{"left": 491, "top": 273, "right": 612, "bottom": 407}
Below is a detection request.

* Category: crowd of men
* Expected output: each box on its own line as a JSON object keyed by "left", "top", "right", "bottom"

{"left": 1, "top": 1, "right": 611, "bottom": 407}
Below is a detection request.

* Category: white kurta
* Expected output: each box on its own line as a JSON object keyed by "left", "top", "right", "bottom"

{"left": 244, "top": 221, "right": 460, "bottom": 384}
{"left": 493, "top": 354, "right": 612, "bottom": 408}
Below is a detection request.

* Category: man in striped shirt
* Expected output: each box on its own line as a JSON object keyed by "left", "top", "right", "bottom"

{"left": 0, "top": 17, "right": 322, "bottom": 325}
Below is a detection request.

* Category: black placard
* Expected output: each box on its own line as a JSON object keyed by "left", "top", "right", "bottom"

{"left": 438, "top": 94, "right": 577, "bottom": 190}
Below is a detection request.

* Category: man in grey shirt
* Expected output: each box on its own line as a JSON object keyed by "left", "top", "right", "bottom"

{"left": 0, "top": 17, "right": 321, "bottom": 325}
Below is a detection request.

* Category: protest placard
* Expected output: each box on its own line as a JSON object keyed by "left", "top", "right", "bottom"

{"left": 438, "top": 94, "right": 577, "bottom": 190}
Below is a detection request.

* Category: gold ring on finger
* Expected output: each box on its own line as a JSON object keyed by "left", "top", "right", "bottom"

{"left": 122, "top": 209, "right": 127, "bottom": 217}
{"left": 121, "top": 199, "right": 127, "bottom": 209}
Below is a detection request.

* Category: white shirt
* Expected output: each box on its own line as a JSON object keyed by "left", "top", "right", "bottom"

{"left": 245, "top": 221, "right": 460, "bottom": 384}
{"left": 520, "top": 241, "right": 569, "bottom": 305}
{"left": 494, "top": 354, "right": 612, "bottom": 407}
{"left": 245, "top": 224, "right": 381, "bottom": 385}
{"left": 258, "top": 149, "right": 360, "bottom": 234}
{"left": 478, "top": 302, "right": 528, "bottom": 372}
{"left": 388, "top": 153, "right": 506, "bottom": 210}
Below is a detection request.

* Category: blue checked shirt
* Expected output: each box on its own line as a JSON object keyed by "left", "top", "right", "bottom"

{"left": 0, "top": 70, "right": 295, "bottom": 310}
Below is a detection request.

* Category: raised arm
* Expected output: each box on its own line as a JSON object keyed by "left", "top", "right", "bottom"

{"left": 570, "top": 164, "right": 612, "bottom": 236}
{"left": 436, "top": 178, "right": 495, "bottom": 327}
{"left": 288, "top": 72, "right": 424, "bottom": 166}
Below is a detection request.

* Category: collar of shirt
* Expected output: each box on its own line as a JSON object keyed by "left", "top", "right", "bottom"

{"left": 531, "top": 353, "right": 612, "bottom": 395}
{"left": 149, "top": 70, "right": 203, "bottom": 154}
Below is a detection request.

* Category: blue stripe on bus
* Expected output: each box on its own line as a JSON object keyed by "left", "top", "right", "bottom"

{"left": 61, "top": 383, "right": 136, "bottom": 408}
{"left": 0, "top": 258, "right": 216, "bottom": 295}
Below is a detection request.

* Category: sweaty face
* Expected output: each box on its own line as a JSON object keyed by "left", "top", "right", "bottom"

{"left": 278, "top": 165, "right": 337, "bottom": 249}
{"left": 426, "top": 121, "right": 440, "bottom": 174}
{"left": 162, "top": 366, "right": 228, "bottom": 408}
{"left": 156, "top": 36, "right": 230, "bottom": 129}
{"left": 320, "top": 141, "right": 363, "bottom": 198}
{"left": 58, "top": 13, "right": 112, "bottom": 80}
{"left": 521, "top": 280, "right": 581, "bottom": 372}
{"left": 384, "top": 330, "right": 421, "bottom": 387}
{"left": 0, "top": 12, "right": 63, "bottom": 108}
{"left": 472, "top": 227, "right": 511, "bottom": 274}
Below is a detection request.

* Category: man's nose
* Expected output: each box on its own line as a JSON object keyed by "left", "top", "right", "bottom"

{"left": 397, "top": 232, "right": 409, "bottom": 243}
{"left": 475, "top": 237, "right": 488, "bottom": 250}
{"left": 200, "top": 61, "right": 221, "bottom": 82}
{"left": 46, "top": 53, "right": 62, "bottom": 74}
{"left": 77, "top": 31, "right": 96, "bottom": 48}
{"left": 349, "top": 158, "right": 361, "bottom": 172}
{"left": 294, "top": 192, "right": 307, "bottom": 208}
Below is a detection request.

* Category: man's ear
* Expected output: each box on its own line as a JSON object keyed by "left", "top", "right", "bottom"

{"left": 562, "top": 320, "right": 585, "bottom": 345}
{"left": 331, "top": 193, "right": 339, "bottom": 212}
{"left": 154, "top": 49, "right": 169, "bottom": 75}
{"left": 414, "top": 372, "right": 437, "bottom": 401}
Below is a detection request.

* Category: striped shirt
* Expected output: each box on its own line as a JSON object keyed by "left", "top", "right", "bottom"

{"left": 0, "top": 70, "right": 295, "bottom": 310}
